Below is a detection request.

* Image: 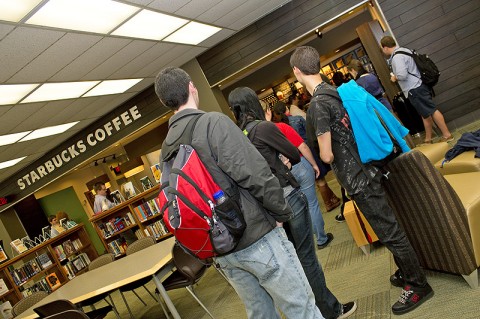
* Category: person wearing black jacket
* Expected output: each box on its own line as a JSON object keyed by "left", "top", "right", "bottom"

{"left": 228, "top": 87, "right": 357, "bottom": 319}
{"left": 155, "top": 67, "right": 321, "bottom": 319}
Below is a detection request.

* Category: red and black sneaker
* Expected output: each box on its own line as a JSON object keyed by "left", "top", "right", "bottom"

{"left": 390, "top": 269, "right": 405, "bottom": 288}
{"left": 392, "top": 284, "right": 434, "bottom": 315}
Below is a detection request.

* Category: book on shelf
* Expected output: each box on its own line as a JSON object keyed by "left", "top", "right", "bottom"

{"left": 37, "top": 252, "right": 53, "bottom": 269}
{"left": 71, "top": 238, "right": 83, "bottom": 250}
{"left": 45, "top": 273, "right": 61, "bottom": 290}
{"left": 10, "top": 239, "right": 28, "bottom": 254}
{"left": 0, "top": 301, "right": 13, "bottom": 319}
{"left": 0, "top": 245, "right": 8, "bottom": 263}
{"left": 19, "top": 277, "right": 51, "bottom": 297}
{"left": 63, "top": 263, "right": 76, "bottom": 280}
{"left": 62, "top": 240, "right": 76, "bottom": 255}
{"left": 53, "top": 245, "right": 66, "bottom": 260}
{"left": 0, "top": 279, "right": 8, "bottom": 295}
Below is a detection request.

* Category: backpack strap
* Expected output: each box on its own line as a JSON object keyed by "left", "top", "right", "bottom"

{"left": 161, "top": 114, "right": 204, "bottom": 162}
{"left": 391, "top": 50, "right": 421, "bottom": 80}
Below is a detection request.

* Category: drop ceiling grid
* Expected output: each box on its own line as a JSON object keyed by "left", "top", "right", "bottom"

{"left": 41, "top": 96, "right": 107, "bottom": 128}
{"left": 197, "top": 28, "right": 236, "bottom": 48}
{"left": 109, "top": 42, "right": 178, "bottom": 79}
{"left": 174, "top": 0, "right": 224, "bottom": 20}
{"left": 9, "top": 32, "right": 104, "bottom": 83}
{"left": 146, "top": 0, "right": 192, "bottom": 14}
{"left": 227, "top": 0, "right": 292, "bottom": 31}
{"left": 165, "top": 46, "right": 207, "bottom": 69}
{"left": 134, "top": 44, "right": 195, "bottom": 77}
{"left": 195, "top": 0, "right": 243, "bottom": 26}
{"left": 213, "top": 0, "right": 273, "bottom": 29}
{"left": 0, "top": 26, "right": 65, "bottom": 83}
{"left": 0, "top": 102, "right": 48, "bottom": 134}
{"left": 0, "top": 23, "right": 14, "bottom": 40}
{"left": 51, "top": 37, "right": 134, "bottom": 82}
{"left": 87, "top": 92, "right": 138, "bottom": 119}
{"left": 82, "top": 39, "right": 156, "bottom": 80}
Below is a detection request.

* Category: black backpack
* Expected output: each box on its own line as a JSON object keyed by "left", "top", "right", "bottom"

{"left": 393, "top": 50, "right": 440, "bottom": 87}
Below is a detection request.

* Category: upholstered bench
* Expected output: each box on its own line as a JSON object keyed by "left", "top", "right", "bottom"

{"left": 343, "top": 201, "right": 379, "bottom": 255}
{"left": 435, "top": 150, "right": 480, "bottom": 175}
{"left": 414, "top": 142, "right": 451, "bottom": 164}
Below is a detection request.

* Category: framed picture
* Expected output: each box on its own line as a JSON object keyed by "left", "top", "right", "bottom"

{"left": 46, "top": 273, "right": 61, "bottom": 290}
{"left": 335, "top": 58, "right": 344, "bottom": 69}
{"left": 110, "top": 190, "right": 125, "bottom": 205}
{"left": 140, "top": 176, "right": 154, "bottom": 191}
{"left": 121, "top": 182, "right": 136, "bottom": 200}
{"left": 10, "top": 239, "right": 28, "bottom": 254}
{"left": 150, "top": 164, "right": 161, "bottom": 183}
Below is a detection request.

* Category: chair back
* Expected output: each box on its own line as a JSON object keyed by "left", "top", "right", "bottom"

{"left": 172, "top": 244, "right": 207, "bottom": 283}
{"left": 44, "top": 309, "right": 89, "bottom": 319}
{"left": 33, "top": 299, "right": 77, "bottom": 317}
{"left": 383, "top": 150, "right": 476, "bottom": 275}
{"left": 126, "top": 236, "right": 156, "bottom": 255}
{"left": 12, "top": 291, "right": 48, "bottom": 316}
{"left": 88, "top": 253, "right": 115, "bottom": 271}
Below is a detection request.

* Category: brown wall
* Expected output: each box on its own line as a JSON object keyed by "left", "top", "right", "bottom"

{"left": 378, "top": 0, "right": 480, "bottom": 129}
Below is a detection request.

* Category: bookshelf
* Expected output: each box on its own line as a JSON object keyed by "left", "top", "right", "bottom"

{"left": 89, "top": 185, "right": 171, "bottom": 257}
{"left": 0, "top": 224, "right": 98, "bottom": 306}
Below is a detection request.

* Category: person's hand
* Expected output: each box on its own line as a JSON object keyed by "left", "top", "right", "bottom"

{"left": 276, "top": 221, "right": 283, "bottom": 228}
{"left": 390, "top": 73, "right": 397, "bottom": 82}
{"left": 279, "top": 154, "right": 292, "bottom": 169}
{"left": 312, "top": 164, "right": 320, "bottom": 179}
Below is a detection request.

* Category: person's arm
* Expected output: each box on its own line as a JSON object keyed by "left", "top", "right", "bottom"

{"left": 391, "top": 54, "right": 408, "bottom": 81}
{"left": 257, "top": 122, "right": 301, "bottom": 165}
{"left": 208, "top": 115, "right": 292, "bottom": 222}
{"left": 317, "top": 132, "right": 334, "bottom": 164}
{"left": 297, "top": 142, "right": 320, "bottom": 178}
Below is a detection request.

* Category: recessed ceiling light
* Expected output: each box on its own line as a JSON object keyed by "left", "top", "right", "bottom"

{"left": 25, "top": 0, "right": 138, "bottom": 34}
{"left": 0, "top": 84, "right": 39, "bottom": 105}
{"left": 0, "top": 0, "right": 42, "bottom": 22}
{"left": 335, "top": 49, "right": 340, "bottom": 53}
{"left": 0, "top": 131, "right": 32, "bottom": 147}
{"left": 261, "top": 89, "right": 266, "bottom": 92}
{"left": 21, "top": 81, "right": 100, "bottom": 103}
{"left": 163, "top": 21, "right": 221, "bottom": 45}
{"left": 20, "top": 121, "right": 79, "bottom": 142}
{"left": 279, "top": 49, "right": 284, "bottom": 53}
{"left": 112, "top": 10, "right": 188, "bottom": 40}
{"left": 0, "top": 156, "right": 26, "bottom": 170}
{"left": 83, "top": 79, "right": 143, "bottom": 97}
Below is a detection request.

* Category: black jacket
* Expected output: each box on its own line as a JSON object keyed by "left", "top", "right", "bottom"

{"left": 161, "top": 109, "right": 292, "bottom": 252}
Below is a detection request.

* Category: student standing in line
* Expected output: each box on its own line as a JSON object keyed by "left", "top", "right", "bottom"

{"left": 229, "top": 86, "right": 357, "bottom": 319}
{"left": 155, "top": 67, "right": 322, "bottom": 319}
{"left": 93, "top": 182, "right": 114, "bottom": 214}
{"left": 380, "top": 36, "right": 453, "bottom": 144}
{"left": 290, "top": 46, "right": 434, "bottom": 315}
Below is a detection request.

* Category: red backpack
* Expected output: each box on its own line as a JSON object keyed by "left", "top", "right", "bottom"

{"left": 158, "top": 114, "right": 245, "bottom": 259}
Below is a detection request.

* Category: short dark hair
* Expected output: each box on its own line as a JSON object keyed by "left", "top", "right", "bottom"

{"left": 154, "top": 67, "right": 191, "bottom": 110}
{"left": 380, "top": 36, "right": 396, "bottom": 48}
{"left": 228, "top": 87, "right": 266, "bottom": 130}
{"left": 290, "top": 46, "right": 320, "bottom": 75}
{"left": 93, "top": 182, "right": 105, "bottom": 192}
{"left": 48, "top": 215, "right": 56, "bottom": 223}
{"left": 346, "top": 59, "right": 367, "bottom": 79}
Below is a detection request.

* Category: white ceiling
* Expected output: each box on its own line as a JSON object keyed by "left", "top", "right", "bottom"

{"left": 0, "top": 0, "right": 291, "bottom": 185}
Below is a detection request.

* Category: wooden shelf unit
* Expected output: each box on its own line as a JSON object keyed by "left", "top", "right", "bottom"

{"left": 0, "top": 224, "right": 98, "bottom": 305}
{"left": 89, "top": 185, "right": 171, "bottom": 257}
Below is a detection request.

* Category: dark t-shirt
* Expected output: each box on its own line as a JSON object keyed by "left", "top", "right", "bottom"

{"left": 306, "top": 82, "right": 376, "bottom": 194}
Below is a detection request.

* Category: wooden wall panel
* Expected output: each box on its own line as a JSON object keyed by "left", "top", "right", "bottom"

{"left": 379, "top": 0, "right": 480, "bottom": 128}
{"left": 197, "top": 0, "right": 365, "bottom": 86}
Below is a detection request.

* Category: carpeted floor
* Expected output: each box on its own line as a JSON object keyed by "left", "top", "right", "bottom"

{"left": 101, "top": 121, "right": 480, "bottom": 319}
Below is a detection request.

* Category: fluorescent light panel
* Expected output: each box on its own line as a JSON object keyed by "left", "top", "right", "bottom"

{"left": 22, "top": 81, "right": 100, "bottom": 103}
{"left": 20, "top": 121, "right": 79, "bottom": 142}
{"left": 25, "top": 0, "right": 138, "bottom": 34}
{"left": 164, "top": 21, "right": 222, "bottom": 45}
{"left": 0, "top": 0, "right": 42, "bottom": 22}
{"left": 0, "top": 131, "right": 32, "bottom": 147}
{"left": 0, "top": 84, "right": 39, "bottom": 105}
{"left": 0, "top": 157, "right": 26, "bottom": 170}
{"left": 83, "top": 79, "right": 143, "bottom": 97}
{"left": 112, "top": 10, "right": 188, "bottom": 40}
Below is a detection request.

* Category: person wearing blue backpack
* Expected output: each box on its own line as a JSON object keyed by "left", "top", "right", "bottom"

{"left": 290, "top": 46, "right": 434, "bottom": 316}
{"left": 155, "top": 67, "right": 322, "bottom": 319}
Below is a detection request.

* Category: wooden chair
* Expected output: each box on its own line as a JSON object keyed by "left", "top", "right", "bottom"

{"left": 34, "top": 299, "right": 111, "bottom": 319}
{"left": 119, "top": 236, "right": 158, "bottom": 319}
{"left": 11, "top": 291, "right": 48, "bottom": 316}
{"left": 75, "top": 254, "right": 120, "bottom": 318}
{"left": 158, "top": 244, "right": 215, "bottom": 319}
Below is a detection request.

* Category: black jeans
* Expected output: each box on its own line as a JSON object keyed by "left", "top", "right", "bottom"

{"left": 352, "top": 173, "right": 427, "bottom": 287}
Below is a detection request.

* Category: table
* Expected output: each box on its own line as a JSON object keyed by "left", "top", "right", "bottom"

{"left": 17, "top": 237, "right": 180, "bottom": 319}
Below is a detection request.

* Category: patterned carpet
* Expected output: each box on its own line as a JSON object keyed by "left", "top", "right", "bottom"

{"left": 101, "top": 121, "right": 480, "bottom": 318}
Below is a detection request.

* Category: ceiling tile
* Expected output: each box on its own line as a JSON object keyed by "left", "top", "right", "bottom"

{"left": 0, "top": 26, "right": 65, "bottom": 82}
{"left": 198, "top": 28, "right": 236, "bottom": 48}
{"left": 0, "top": 23, "right": 14, "bottom": 40}
{"left": 83, "top": 39, "right": 156, "bottom": 80}
{"left": 42, "top": 98, "right": 100, "bottom": 127}
{"left": 50, "top": 37, "right": 133, "bottom": 82}
{"left": 227, "top": 0, "right": 291, "bottom": 30}
{"left": 146, "top": 0, "right": 191, "bottom": 14}
{"left": 0, "top": 102, "right": 47, "bottom": 134}
{"left": 196, "top": 0, "right": 243, "bottom": 25}
{"left": 0, "top": 105, "right": 13, "bottom": 118}
{"left": 175, "top": 0, "right": 223, "bottom": 20}
{"left": 122, "top": 0, "right": 155, "bottom": 7}
{"left": 12, "top": 100, "right": 75, "bottom": 132}
{"left": 167, "top": 46, "right": 207, "bottom": 68}
{"left": 110, "top": 42, "right": 177, "bottom": 78}
{"left": 9, "top": 33, "right": 103, "bottom": 83}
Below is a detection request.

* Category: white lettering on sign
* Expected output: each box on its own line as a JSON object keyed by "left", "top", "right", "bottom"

{"left": 17, "top": 106, "right": 142, "bottom": 190}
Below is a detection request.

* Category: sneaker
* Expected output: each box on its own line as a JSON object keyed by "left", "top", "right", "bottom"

{"left": 390, "top": 269, "right": 405, "bottom": 288}
{"left": 317, "top": 233, "right": 334, "bottom": 249}
{"left": 335, "top": 214, "right": 345, "bottom": 223}
{"left": 337, "top": 301, "right": 357, "bottom": 319}
{"left": 391, "top": 284, "right": 434, "bottom": 315}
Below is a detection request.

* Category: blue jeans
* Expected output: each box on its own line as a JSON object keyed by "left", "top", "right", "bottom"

{"left": 216, "top": 227, "right": 323, "bottom": 319}
{"left": 285, "top": 188, "right": 342, "bottom": 319}
{"left": 291, "top": 157, "right": 328, "bottom": 245}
